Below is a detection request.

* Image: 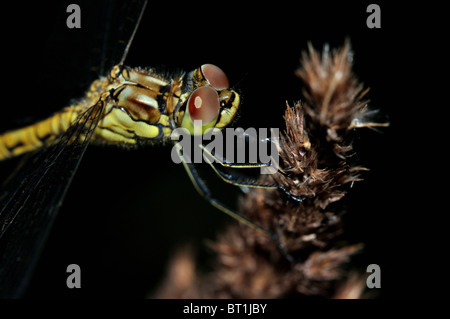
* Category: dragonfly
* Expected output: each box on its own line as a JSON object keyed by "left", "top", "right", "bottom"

{"left": 0, "top": 0, "right": 295, "bottom": 297}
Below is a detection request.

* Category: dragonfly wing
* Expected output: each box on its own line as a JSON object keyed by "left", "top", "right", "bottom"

{"left": 0, "top": 102, "right": 103, "bottom": 298}
{"left": 93, "top": 0, "right": 148, "bottom": 75}
{"left": 0, "top": 1, "right": 149, "bottom": 298}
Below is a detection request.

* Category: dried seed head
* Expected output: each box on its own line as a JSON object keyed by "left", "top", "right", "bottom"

{"left": 153, "top": 41, "right": 384, "bottom": 299}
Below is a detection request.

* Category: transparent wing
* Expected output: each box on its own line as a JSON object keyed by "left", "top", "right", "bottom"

{"left": 0, "top": 0, "right": 148, "bottom": 298}
{"left": 40, "top": 0, "right": 148, "bottom": 115}
{"left": 91, "top": 0, "right": 148, "bottom": 75}
{"left": 0, "top": 102, "right": 103, "bottom": 298}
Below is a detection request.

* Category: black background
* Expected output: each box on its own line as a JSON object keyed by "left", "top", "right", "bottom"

{"left": 0, "top": 0, "right": 447, "bottom": 299}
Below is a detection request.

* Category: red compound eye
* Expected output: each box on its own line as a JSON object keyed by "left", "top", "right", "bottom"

{"left": 188, "top": 86, "right": 220, "bottom": 124}
{"left": 201, "top": 64, "right": 229, "bottom": 90}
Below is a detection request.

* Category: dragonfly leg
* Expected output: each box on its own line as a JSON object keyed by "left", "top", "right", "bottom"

{"left": 174, "top": 143, "right": 294, "bottom": 264}
{"left": 199, "top": 144, "right": 304, "bottom": 202}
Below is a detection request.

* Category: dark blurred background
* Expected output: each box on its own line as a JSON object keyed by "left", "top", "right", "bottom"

{"left": 0, "top": 0, "right": 446, "bottom": 299}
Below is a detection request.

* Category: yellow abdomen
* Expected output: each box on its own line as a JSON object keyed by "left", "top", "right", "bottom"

{"left": 0, "top": 76, "right": 111, "bottom": 161}
{"left": 0, "top": 106, "right": 83, "bottom": 160}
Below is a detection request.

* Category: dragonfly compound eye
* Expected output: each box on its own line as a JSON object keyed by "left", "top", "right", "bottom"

{"left": 201, "top": 64, "right": 229, "bottom": 90}
{"left": 187, "top": 86, "right": 220, "bottom": 124}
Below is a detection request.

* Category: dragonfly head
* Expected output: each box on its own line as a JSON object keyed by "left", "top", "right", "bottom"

{"left": 179, "top": 64, "right": 240, "bottom": 135}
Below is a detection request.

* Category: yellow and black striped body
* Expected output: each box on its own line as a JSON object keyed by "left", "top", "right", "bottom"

{"left": 0, "top": 106, "right": 82, "bottom": 159}
{"left": 0, "top": 66, "right": 184, "bottom": 160}
{"left": 0, "top": 64, "right": 239, "bottom": 161}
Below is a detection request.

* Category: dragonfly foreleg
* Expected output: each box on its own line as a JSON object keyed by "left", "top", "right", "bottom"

{"left": 174, "top": 143, "right": 294, "bottom": 264}
{"left": 199, "top": 144, "right": 304, "bottom": 202}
